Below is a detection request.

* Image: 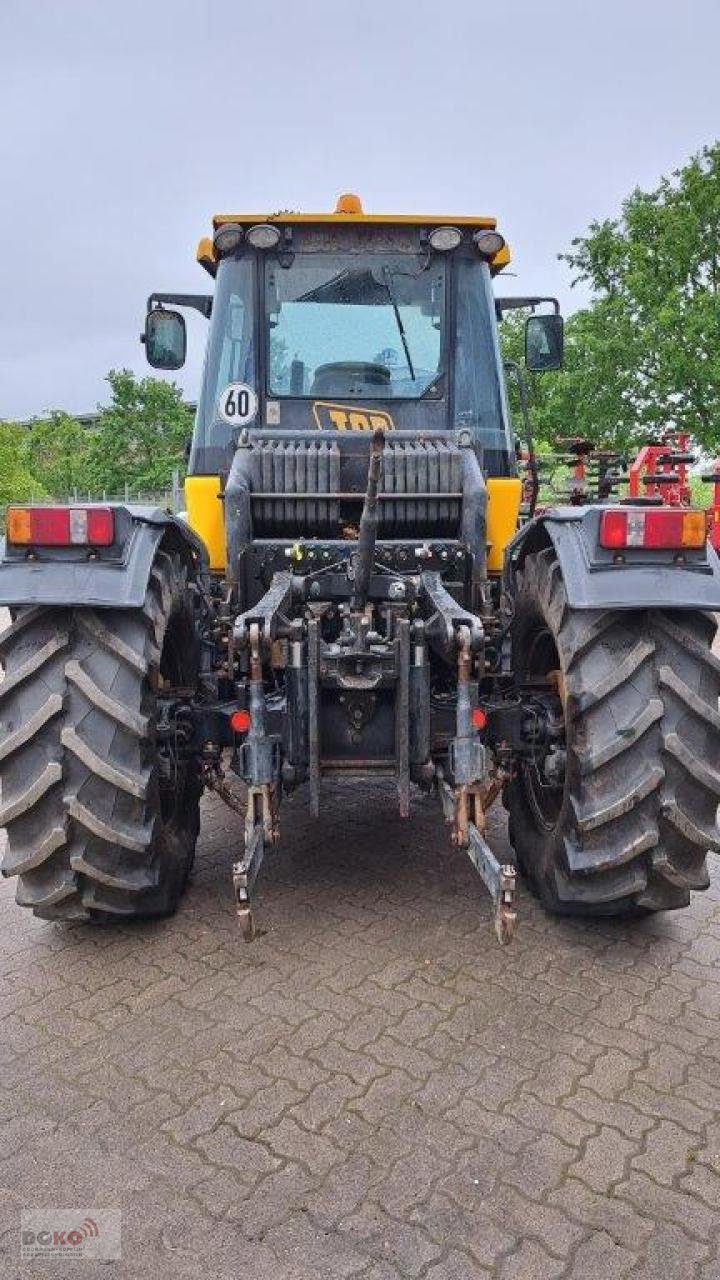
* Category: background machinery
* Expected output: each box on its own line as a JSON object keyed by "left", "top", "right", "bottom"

{"left": 1, "top": 195, "right": 719, "bottom": 944}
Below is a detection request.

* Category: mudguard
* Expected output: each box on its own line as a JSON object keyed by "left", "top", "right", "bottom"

{"left": 0, "top": 506, "right": 208, "bottom": 609}
{"left": 505, "top": 505, "right": 720, "bottom": 611}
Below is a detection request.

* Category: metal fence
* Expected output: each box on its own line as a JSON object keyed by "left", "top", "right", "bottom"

{"left": 22, "top": 470, "right": 184, "bottom": 514}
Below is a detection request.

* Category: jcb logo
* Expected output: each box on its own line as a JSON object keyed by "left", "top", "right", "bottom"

{"left": 313, "top": 403, "right": 394, "bottom": 432}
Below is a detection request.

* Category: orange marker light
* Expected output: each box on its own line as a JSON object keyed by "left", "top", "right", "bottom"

{"left": 681, "top": 511, "right": 708, "bottom": 548}
{"left": 6, "top": 507, "right": 32, "bottom": 544}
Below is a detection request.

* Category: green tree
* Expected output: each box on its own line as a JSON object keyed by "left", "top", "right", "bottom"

{"left": 21, "top": 411, "right": 93, "bottom": 497}
{"left": 560, "top": 143, "right": 720, "bottom": 452}
{"left": 502, "top": 304, "right": 644, "bottom": 453}
{"left": 85, "top": 370, "right": 193, "bottom": 494}
{"left": 500, "top": 143, "right": 720, "bottom": 456}
{"left": 0, "top": 422, "right": 44, "bottom": 510}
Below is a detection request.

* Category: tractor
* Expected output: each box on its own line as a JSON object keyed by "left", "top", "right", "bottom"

{"left": 1, "top": 194, "right": 719, "bottom": 943}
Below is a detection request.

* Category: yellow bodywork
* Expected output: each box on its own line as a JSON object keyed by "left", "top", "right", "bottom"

{"left": 185, "top": 473, "right": 524, "bottom": 576}
{"left": 184, "top": 475, "right": 226, "bottom": 571}
{"left": 486, "top": 477, "right": 523, "bottom": 573}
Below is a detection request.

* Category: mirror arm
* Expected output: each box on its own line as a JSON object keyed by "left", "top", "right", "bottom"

{"left": 495, "top": 295, "right": 560, "bottom": 317}
{"left": 504, "top": 360, "right": 539, "bottom": 517}
{"left": 147, "top": 292, "right": 213, "bottom": 320}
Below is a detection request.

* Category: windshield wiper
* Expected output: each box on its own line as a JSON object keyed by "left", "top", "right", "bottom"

{"left": 381, "top": 267, "right": 415, "bottom": 381}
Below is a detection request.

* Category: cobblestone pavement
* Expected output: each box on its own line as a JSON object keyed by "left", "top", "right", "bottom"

{"left": 1, "top": 612, "right": 720, "bottom": 1279}
{"left": 1, "top": 784, "right": 719, "bottom": 1280}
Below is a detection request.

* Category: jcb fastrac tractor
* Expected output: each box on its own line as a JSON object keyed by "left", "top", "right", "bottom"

{"left": 2, "top": 194, "right": 719, "bottom": 943}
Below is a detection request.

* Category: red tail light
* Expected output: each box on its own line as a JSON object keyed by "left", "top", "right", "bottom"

{"left": 6, "top": 506, "right": 115, "bottom": 547}
{"left": 599, "top": 508, "right": 707, "bottom": 551}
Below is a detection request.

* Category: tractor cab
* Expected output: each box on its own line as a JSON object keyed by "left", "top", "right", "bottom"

{"left": 191, "top": 194, "right": 515, "bottom": 476}
{"left": 144, "top": 194, "right": 562, "bottom": 573}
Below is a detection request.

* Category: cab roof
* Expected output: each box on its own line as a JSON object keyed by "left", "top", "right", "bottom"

{"left": 211, "top": 191, "right": 498, "bottom": 230}
{"left": 197, "top": 193, "right": 509, "bottom": 274}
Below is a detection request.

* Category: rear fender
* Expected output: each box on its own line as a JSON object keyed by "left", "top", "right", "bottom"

{"left": 505, "top": 506, "right": 720, "bottom": 610}
{"left": 0, "top": 506, "right": 208, "bottom": 609}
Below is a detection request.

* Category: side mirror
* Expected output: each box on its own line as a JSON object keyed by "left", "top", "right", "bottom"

{"left": 525, "top": 313, "right": 564, "bottom": 372}
{"left": 143, "top": 308, "right": 186, "bottom": 370}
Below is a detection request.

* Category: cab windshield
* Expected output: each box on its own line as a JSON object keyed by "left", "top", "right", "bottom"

{"left": 266, "top": 253, "right": 445, "bottom": 399}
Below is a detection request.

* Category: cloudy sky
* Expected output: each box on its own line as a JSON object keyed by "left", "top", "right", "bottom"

{"left": 1, "top": 0, "right": 718, "bottom": 420}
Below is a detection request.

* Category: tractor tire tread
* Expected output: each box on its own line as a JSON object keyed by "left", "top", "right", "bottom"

{"left": 0, "top": 555, "right": 200, "bottom": 921}
{"left": 507, "top": 548, "right": 720, "bottom": 916}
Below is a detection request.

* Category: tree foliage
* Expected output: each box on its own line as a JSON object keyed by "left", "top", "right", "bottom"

{"left": 562, "top": 143, "right": 720, "bottom": 450}
{"left": 21, "top": 412, "right": 93, "bottom": 496}
{"left": 0, "top": 421, "right": 45, "bottom": 510}
{"left": 83, "top": 370, "right": 193, "bottom": 494}
{"left": 502, "top": 142, "right": 720, "bottom": 453}
{"left": 501, "top": 306, "right": 642, "bottom": 452}
{"left": 10, "top": 371, "right": 192, "bottom": 503}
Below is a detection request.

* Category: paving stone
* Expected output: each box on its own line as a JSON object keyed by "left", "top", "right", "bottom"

{"left": 352, "top": 1069, "right": 417, "bottom": 1125}
{"left": 498, "top": 1238, "right": 565, "bottom": 1279}
{"left": 497, "top": 1187, "right": 585, "bottom": 1258}
{"left": 524, "top": 1052, "right": 590, "bottom": 1104}
{"left": 615, "top": 1170, "right": 717, "bottom": 1240}
{"left": 425, "top": 1248, "right": 491, "bottom": 1279}
{"left": 679, "top": 1162, "right": 720, "bottom": 1210}
{"left": 259, "top": 1115, "right": 340, "bottom": 1175}
{"left": 1, "top": 764, "right": 719, "bottom": 1277}
{"left": 628, "top": 1083, "right": 712, "bottom": 1134}
{"left": 373, "top": 1149, "right": 452, "bottom": 1216}
{"left": 569, "top": 1125, "right": 637, "bottom": 1193}
{"left": 192, "top": 1166, "right": 249, "bottom": 1217}
{"left": 161, "top": 1088, "right": 246, "bottom": 1143}
{"left": 632, "top": 1222, "right": 707, "bottom": 1279}
{"left": 576, "top": 1049, "right": 640, "bottom": 1099}
{"left": 304, "top": 1154, "right": 375, "bottom": 1229}
{"left": 194, "top": 1123, "right": 280, "bottom": 1178}
{"left": 632, "top": 1119, "right": 701, "bottom": 1186}
{"left": 547, "top": 1177, "right": 654, "bottom": 1250}
{"left": 565, "top": 1231, "right": 637, "bottom": 1279}
{"left": 340, "top": 1201, "right": 442, "bottom": 1275}
{"left": 287, "top": 1075, "right": 363, "bottom": 1131}
{"left": 226, "top": 1162, "right": 316, "bottom": 1237}
{"left": 265, "top": 1210, "right": 368, "bottom": 1278}
{"left": 637, "top": 1042, "right": 696, "bottom": 1090}
{"left": 566, "top": 1087, "right": 655, "bottom": 1141}
{"left": 505, "top": 1092, "right": 595, "bottom": 1147}
{"left": 503, "top": 1132, "right": 574, "bottom": 1199}
{"left": 407, "top": 1191, "right": 516, "bottom": 1267}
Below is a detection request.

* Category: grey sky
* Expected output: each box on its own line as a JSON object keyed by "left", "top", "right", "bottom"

{"left": 1, "top": 0, "right": 718, "bottom": 421}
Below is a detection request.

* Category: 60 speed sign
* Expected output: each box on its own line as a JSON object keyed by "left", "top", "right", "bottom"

{"left": 217, "top": 382, "right": 258, "bottom": 425}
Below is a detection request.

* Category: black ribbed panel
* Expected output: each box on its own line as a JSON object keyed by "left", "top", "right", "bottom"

{"left": 248, "top": 440, "right": 462, "bottom": 538}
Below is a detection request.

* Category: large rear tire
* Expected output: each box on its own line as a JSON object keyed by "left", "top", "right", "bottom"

{"left": 507, "top": 547, "right": 720, "bottom": 915}
{"left": 0, "top": 551, "right": 201, "bottom": 921}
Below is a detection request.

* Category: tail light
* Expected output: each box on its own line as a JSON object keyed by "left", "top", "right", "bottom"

{"left": 599, "top": 508, "right": 707, "bottom": 551}
{"left": 6, "top": 506, "right": 115, "bottom": 547}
